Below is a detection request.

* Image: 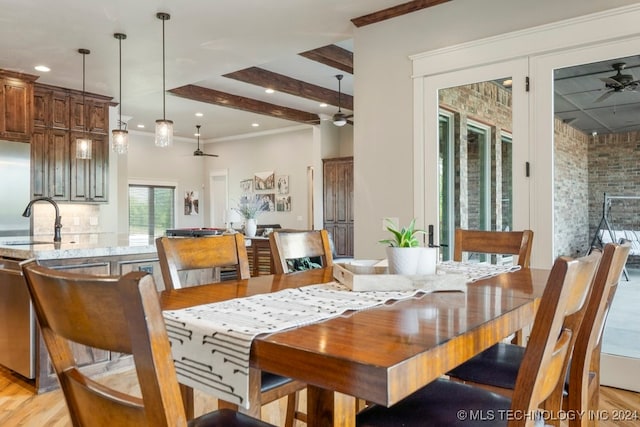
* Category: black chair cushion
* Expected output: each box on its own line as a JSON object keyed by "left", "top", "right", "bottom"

{"left": 447, "top": 342, "right": 523, "bottom": 390}
{"left": 356, "top": 378, "right": 512, "bottom": 427}
{"left": 189, "top": 408, "right": 275, "bottom": 426}
{"left": 261, "top": 371, "right": 293, "bottom": 393}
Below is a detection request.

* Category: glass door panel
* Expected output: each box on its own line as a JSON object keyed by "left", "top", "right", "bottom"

{"left": 437, "top": 80, "right": 515, "bottom": 263}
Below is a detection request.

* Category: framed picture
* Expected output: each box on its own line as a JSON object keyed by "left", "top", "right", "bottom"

{"left": 254, "top": 171, "right": 275, "bottom": 190}
{"left": 256, "top": 193, "right": 275, "bottom": 212}
{"left": 276, "top": 175, "right": 289, "bottom": 194}
{"left": 276, "top": 195, "right": 291, "bottom": 212}
{"left": 240, "top": 179, "right": 253, "bottom": 194}
{"left": 184, "top": 190, "right": 199, "bottom": 215}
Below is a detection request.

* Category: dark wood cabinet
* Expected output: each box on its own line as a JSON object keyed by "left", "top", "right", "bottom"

{"left": 32, "top": 83, "right": 112, "bottom": 202}
{"left": 31, "top": 127, "right": 70, "bottom": 200}
{"left": 323, "top": 157, "right": 354, "bottom": 257}
{"left": 0, "top": 69, "right": 37, "bottom": 142}
{"left": 70, "top": 132, "right": 108, "bottom": 202}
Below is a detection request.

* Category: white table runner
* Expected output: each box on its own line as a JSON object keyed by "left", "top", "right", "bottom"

{"left": 163, "top": 282, "right": 424, "bottom": 409}
{"left": 436, "top": 261, "right": 521, "bottom": 281}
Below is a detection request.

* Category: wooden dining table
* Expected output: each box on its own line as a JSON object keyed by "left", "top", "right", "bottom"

{"left": 160, "top": 266, "right": 550, "bottom": 427}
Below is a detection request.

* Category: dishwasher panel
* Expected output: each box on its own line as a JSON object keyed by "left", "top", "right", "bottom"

{"left": 0, "top": 258, "right": 35, "bottom": 379}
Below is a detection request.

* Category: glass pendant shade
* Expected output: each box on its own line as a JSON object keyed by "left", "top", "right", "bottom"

{"left": 155, "top": 12, "right": 172, "bottom": 148}
{"left": 76, "top": 137, "right": 92, "bottom": 159}
{"left": 155, "top": 119, "right": 173, "bottom": 147}
{"left": 76, "top": 48, "right": 92, "bottom": 159}
{"left": 112, "top": 32, "right": 128, "bottom": 154}
{"left": 111, "top": 129, "right": 129, "bottom": 154}
{"left": 333, "top": 113, "right": 347, "bottom": 127}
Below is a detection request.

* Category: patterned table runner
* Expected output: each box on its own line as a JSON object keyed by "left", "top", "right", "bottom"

{"left": 163, "top": 282, "right": 423, "bottom": 409}
{"left": 436, "top": 261, "right": 521, "bottom": 281}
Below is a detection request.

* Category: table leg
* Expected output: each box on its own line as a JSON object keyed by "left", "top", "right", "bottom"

{"left": 180, "top": 383, "right": 195, "bottom": 419}
{"left": 307, "top": 385, "right": 356, "bottom": 427}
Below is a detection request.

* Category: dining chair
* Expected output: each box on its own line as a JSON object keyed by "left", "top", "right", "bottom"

{"left": 356, "top": 250, "right": 602, "bottom": 427}
{"left": 21, "top": 262, "right": 274, "bottom": 427}
{"left": 267, "top": 229, "right": 334, "bottom": 425}
{"left": 454, "top": 228, "right": 534, "bottom": 267}
{"left": 155, "top": 235, "right": 305, "bottom": 425}
{"left": 269, "top": 229, "right": 333, "bottom": 274}
{"left": 156, "top": 234, "right": 251, "bottom": 289}
{"left": 447, "top": 242, "right": 630, "bottom": 427}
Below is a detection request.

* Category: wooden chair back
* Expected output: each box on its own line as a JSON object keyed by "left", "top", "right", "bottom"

{"left": 454, "top": 228, "right": 534, "bottom": 267}
{"left": 156, "top": 234, "right": 250, "bottom": 290}
{"left": 566, "top": 242, "right": 630, "bottom": 427}
{"left": 269, "top": 229, "right": 333, "bottom": 274}
{"left": 510, "top": 251, "right": 601, "bottom": 422}
{"left": 21, "top": 263, "right": 188, "bottom": 427}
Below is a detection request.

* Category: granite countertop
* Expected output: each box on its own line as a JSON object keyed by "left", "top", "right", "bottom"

{"left": 0, "top": 233, "right": 158, "bottom": 260}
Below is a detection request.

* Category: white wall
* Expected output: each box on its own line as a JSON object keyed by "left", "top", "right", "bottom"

{"left": 203, "top": 127, "right": 316, "bottom": 230}
{"left": 352, "top": 0, "right": 640, "bottom": 259}
{"left": 125, "top": 131, "right": 207, "bottom": 230}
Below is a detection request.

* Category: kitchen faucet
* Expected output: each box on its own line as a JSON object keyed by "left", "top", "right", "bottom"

{"left": 22, "top": 197, "right": 62, "bottom": 242}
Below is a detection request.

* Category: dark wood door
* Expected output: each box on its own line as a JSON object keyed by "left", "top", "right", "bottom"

{"left": 323, "top": 157, "right": 354, "bottom": 257}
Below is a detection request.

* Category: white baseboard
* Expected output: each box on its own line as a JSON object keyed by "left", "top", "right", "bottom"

{"left": 600, "top": 353, "right": 640, "bottom": 392}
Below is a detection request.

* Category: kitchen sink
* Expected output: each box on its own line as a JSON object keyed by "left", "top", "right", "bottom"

{"left": 1, "top": 240, "right": 56, "bottom": 246}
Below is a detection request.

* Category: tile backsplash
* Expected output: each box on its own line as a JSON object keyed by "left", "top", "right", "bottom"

{"left": 32, "top": 203, "right": 102, "bottom": 235}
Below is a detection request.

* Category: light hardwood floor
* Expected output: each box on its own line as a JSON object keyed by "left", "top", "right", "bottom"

{"left": 1, "top": 366, "right": 639, "bottom": 427}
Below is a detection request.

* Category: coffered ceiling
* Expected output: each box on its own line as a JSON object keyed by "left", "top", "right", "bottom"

{"left": 0, "top": 0, "right": 449, "bottom": 141}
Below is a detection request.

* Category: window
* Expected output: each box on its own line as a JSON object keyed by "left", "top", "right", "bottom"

{"left": 129, "top": 184, "right": 175, "bottom": 238}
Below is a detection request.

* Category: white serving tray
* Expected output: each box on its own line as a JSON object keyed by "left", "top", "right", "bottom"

{"left": 333, "top": 260, "right": 467, "bottom": 293}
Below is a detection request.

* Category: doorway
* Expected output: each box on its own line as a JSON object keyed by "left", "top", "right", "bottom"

{"left": 552, "top": 54, "right": 640, "bottom": 392}
{"left": 209, "top": 170, "right": 228, "bottom": 228}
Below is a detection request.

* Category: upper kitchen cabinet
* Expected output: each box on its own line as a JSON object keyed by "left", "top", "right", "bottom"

{"left": 34, "top": 85, "right": 70, "bottom": 129}
{"left": 70, "top": 95, "right": 110, "bottom": 134}
{"left": 32, "top": 82, "right": 113, "bottom": 202}
{"left": 0, "top": 69, "right": 38, "bottom": 143}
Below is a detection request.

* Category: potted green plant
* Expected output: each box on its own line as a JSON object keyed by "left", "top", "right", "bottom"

{"left": 379, "top": 218, "right": 435, "bottom": 274}
{"left": 234, "top": 198, "right": 266, "bottom": 237}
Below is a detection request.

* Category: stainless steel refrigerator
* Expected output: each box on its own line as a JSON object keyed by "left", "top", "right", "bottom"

{"left": 0, "top": 140, "right": 30, "bottom": 237}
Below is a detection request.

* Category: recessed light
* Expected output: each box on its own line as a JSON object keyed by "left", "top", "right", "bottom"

{"left": 502, "top": 79, "right": 513, "bottom": 87}
{"left": 195, "top": 112, "right": 203, "bottom": 117}
{"left": 319, "top": 103, "right": 328, "bottom": 108}
{"left": 137, "top": 124, "right": 145, "bottom": 128}
{"left": 265, "top": 88, "right": 275, "bottom": 94}
{"left": 251, "top": 123, "right": 260, "bottom": 127}
{"left": 35, "top": 65, "right": 50, "bottom": 72}
{"left": 194, "top": 132, "right": 200, "bottom": 137}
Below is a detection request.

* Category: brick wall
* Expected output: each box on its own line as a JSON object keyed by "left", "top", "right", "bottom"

{"left": 554, "top": 118, "right": 589, "bottom": 257}
{"left": 588, "top": 131, "right": 640, "bottom": 264}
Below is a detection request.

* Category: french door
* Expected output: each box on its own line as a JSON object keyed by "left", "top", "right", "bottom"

{"left": 419, "top": 58, "right": 530, "bottom": 260}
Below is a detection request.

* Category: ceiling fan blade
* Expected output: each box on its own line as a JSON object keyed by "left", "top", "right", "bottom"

{"left": 194, "top": 151, "right": 219, "bottom": 157}
{"left": 594, "top": 89, "right": 614, "bottom": 103}
{"left": 599, "top": 77, "right": 623, "bottom": 87}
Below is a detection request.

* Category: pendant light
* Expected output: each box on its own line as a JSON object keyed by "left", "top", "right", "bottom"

{"left": 111, "top": 33, "right": 128, "bottom": 154}
{"left": 76, "top": 48, "right": 92, "bottom": 159}
{"left": 332, "top": 74, "right": 347, "bottom": 127}
{"left": 155, "top": 12, "right": 173, "bottom": 147}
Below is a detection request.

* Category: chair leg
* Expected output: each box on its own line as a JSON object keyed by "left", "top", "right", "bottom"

{"left": 284, "top": 392, "right": 297, "bottom": 427}
{"left": 180, "top": 383, "right": 195, "bottom": 419}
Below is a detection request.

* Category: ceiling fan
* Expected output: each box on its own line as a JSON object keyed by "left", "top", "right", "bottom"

{"left": 193, "top": 125, "right": 219, "bottom": 157}
{"left": 595, "top": 62, "right": 640, "bottom": 102}
{"left": 332, "top": 74, "right": 353, "bottom": 126}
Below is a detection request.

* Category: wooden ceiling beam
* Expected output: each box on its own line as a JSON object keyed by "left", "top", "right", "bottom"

{"left": 298, "top": 45, "right": 353, "bottom": 74}
{"left": 224, "top": 67, "right": 353, "bottom": 111}
{"left": 351, "top": 0, "right": 451, "bottom": 27}
{"left": 169, "top": 85, "right": 320, "bottom": 125}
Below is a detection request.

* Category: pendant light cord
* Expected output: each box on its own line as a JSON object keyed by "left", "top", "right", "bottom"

{"left": 118, "top": 36, "right": 123, "bottom": 130}
{"left": 162, "top": 16, "right": 166, "bottom": 120}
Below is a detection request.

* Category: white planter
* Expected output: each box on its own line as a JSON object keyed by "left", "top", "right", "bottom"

{"left": 416, "top": 247, "right": 438, "bottom": 275}
{"left": 385, "top": 246, "right": 422, "bottom": 275}
{"left": 245, "top": 218, "right": 257, "bottom": 237}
